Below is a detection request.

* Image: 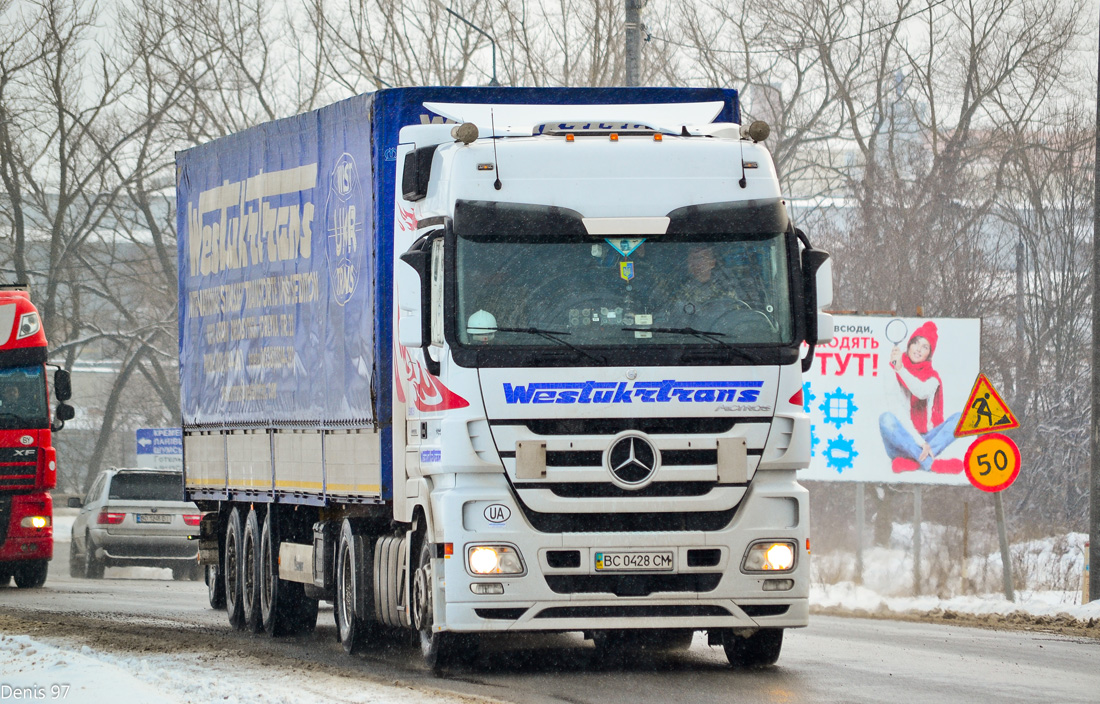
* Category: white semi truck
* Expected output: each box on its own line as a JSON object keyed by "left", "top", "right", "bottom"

{"left": 177, "top": 87, "right": 833, "bottom": 670}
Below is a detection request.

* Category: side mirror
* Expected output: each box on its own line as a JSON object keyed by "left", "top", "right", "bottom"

{"left": 399, "top": 233, "right": 443, "bottom": 377}
{"left": 67, "top": 496, "right": 83, "bottom": 508}
{"left": 800, "top": 245, "right": 832, "bottom": 372}
{"left": 52, "top": 402, "right": 75, "bottom": 431}
{"left": 54, "top": 368, "right": 72, "bottom": 401}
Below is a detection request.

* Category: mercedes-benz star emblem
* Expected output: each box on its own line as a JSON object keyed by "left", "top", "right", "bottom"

{"left": 606, "top": 434, "right": 659, "bottom": 489}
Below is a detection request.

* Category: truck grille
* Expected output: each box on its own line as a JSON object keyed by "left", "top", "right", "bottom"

{"left": 0, "top": 447, "right": 38, "bottom": 488}
{"left": 517, "top": 504, "right": 737, "bottom": 533}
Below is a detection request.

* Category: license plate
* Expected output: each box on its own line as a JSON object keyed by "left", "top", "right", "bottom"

{"left": 136, "top": 514, "right": 171, "bottom": 524}
{"left": 594, "top": 551, "right": 674, "bottom": 572}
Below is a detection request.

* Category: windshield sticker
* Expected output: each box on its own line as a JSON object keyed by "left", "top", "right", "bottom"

{"left": 502, "top": 380, "right": 764, "bottom": 405}
{"left": 605, "top": 238, "right": 645, "bottom": 257}
{"left": 619, "top": 261, "right": 635, "bottom": 281}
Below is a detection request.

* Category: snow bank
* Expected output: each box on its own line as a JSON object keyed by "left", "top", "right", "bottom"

{"left": 0, "top": 634, "right": 481, "bottom": 704}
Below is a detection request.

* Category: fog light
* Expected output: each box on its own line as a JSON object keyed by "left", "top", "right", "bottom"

{"left": 20, "top": 516, "right": 50, "bottom": 529}
{"left": 742, "top": 541, "right": 797, "bottom": 572}
{"left": 470, "top": 582, "right": 505, "bottom": 595}
{"left": 762, "top": 578, "right": 795, "bottom": 591}
{"left": 467, "top": 545, "right": 524, "bottom": 575}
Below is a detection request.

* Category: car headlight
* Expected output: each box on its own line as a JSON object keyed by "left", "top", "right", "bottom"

{"left": 467, "top": 545, "right": 524, "bottom": 575}
{"left": 16, "top": 312, "right": 41, "bottom": 340}
{"left": 742, "top": 541, "right": 797, "bottom": 572}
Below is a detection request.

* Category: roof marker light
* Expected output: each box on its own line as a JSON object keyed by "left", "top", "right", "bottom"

{"left": 609, "top": 133, "right": 619, "bottom": 142}
{"left": 654, "top": 133, "right": 663, "bottom": 142}
{"left": 565, "top": 134, "right": 575, "bottom": 142}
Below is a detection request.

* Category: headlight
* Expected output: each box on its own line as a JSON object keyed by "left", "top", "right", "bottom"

{"left": 16, "top": 312, "right": 41, "bottom": 340}
{"left": 20, "top": 516, "right": 50, "bottom": 529}
{"left": 742, "top": 541, "right": 796, "bottom": 572}
{"left": 467, "top": 545, "right": 524, "bottom": 575}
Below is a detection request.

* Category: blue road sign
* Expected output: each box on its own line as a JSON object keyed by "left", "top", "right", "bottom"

{"left": 136, "top": 427, "right": 183, "bottom": 456}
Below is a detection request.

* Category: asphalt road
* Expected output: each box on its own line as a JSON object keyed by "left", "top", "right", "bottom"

{"left": 1, "top": 541, "right": 1098, "bottom": 704}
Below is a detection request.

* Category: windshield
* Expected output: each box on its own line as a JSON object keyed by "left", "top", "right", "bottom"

{"left": 109, "top": 472, "right": 185, "bottom": 501}
{"left": 0, "top": 365, "right": 48, "bottom": 429}
{"left": 455, "top": 233, "right": 793, "bottom": 350}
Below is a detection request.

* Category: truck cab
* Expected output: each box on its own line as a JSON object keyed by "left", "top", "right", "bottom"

{"left": 0, "top": 284, "right": 75, "bottom": 588}
{"left": 392, "top": 102, "right": 832, "bottom": 665}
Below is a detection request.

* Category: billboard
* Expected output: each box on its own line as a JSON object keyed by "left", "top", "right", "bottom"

{"left": 802, "top": 316, "right": 981, "bottom": 485}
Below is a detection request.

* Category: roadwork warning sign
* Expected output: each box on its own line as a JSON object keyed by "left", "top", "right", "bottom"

{"left": 954, "top": 374, "right": 1019, "bottom": 437}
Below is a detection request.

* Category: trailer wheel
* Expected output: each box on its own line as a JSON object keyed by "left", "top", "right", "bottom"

{"left": 224, "top": 507, "right": 245, "bottom": 629}
{"left": 242, "top": 507, "right": 265, "bottom": 633}
{"left": 722, "top": 628, "right": 783, "bottom": 668}
{"left": 413, "top": 538, "right": 477, "bottom": 673}
{"left": 13, "top": 560, "right": 47, "bottom": 588}
{"left": 335, "top": 519, "right": 374, "bottom": 653}
{"left": 261, "top": 506, "right": 318, "bottom": 637}
{"left": 206, "top": 564, "right": 226, "bottom": 609}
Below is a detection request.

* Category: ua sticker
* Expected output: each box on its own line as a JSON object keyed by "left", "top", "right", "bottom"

{"left": 620, "top": 261, "right": 635, "bottom": 281}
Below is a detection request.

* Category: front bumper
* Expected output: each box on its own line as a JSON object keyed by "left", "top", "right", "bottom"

{"left": 429, "top": 471, "right": 809, "bottom": 633}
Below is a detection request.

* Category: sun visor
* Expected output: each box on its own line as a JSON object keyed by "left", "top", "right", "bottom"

{"left": 666, "top": 198, "right": 789, "bottom": 236}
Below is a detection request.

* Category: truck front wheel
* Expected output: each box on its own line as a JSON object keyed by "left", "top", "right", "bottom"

{"left": 722, "top": 628, "right": 783, "bottom": 668}
{"left": 13, "top": 560, "right": 48, "bottom": 588}
{"left": 413, "top": 538, "right": 477, "bottom": 673}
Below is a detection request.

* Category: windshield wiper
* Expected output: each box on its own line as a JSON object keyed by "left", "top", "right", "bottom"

{"left": 492, "top": 327, "right": 606, "bottom": 365}
{"left": 621, "top": 326, "right": 760, "bottom": 363}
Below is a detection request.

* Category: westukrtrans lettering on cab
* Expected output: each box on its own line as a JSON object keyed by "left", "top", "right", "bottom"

{"left": 502, "top": 380, "right": 764, "bottom": 404}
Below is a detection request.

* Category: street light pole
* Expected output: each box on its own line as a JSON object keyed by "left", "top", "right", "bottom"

{"left": 625, "top": 1, "right": 643, "bottom": 87}
{"left": 1089, "top": 16, "right": 1100, "bottom": 603}
{"left": 440, "top": 4, "right": 499, "bottom": 86}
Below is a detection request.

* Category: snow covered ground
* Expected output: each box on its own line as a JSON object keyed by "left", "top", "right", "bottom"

{"left": 0, "top": 633, "right": 479, "bottom": 704}
{"left": 811, "top": 525, "right": 1100, "bottom": 622}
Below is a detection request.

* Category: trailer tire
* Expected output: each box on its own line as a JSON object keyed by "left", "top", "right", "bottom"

{"left": 242, "top": 507, "right": 265, "bottom": 634}
{"left": 335, "top": 519, "right": 374, "bottom": 653}
{"left": 13, "top": 560, "right": 47, "bottom": 588}
{"left": 206, "top": 564, "right": 226, "bottom": 609}
{"left": 722, "top": 628, "right": 783, "bottom": 668}
{"left": 261, "top": 507, "right": 318, "bottom": 637}
{"left": 224, "top": 507, "right": 245, "bottom": 630}
{"left": 413, "top": 538, "right": 477, "bottom": 673}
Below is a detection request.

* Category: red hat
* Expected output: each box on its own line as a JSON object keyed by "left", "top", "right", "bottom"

{"left": 910, "top": 321, "right": 938, "bottom": 356}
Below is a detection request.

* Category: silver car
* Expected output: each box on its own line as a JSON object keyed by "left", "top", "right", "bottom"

{"left": 68, "top": 468, "right": 201, "bottom": 580}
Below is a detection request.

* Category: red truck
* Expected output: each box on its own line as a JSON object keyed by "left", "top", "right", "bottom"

{"left": 0, "top": 284, "right": 74, "bottom": 588}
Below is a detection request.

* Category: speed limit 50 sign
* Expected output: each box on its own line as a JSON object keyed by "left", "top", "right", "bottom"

{"left": 963, "top": 433, "right": 1021, "bottom": 493}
